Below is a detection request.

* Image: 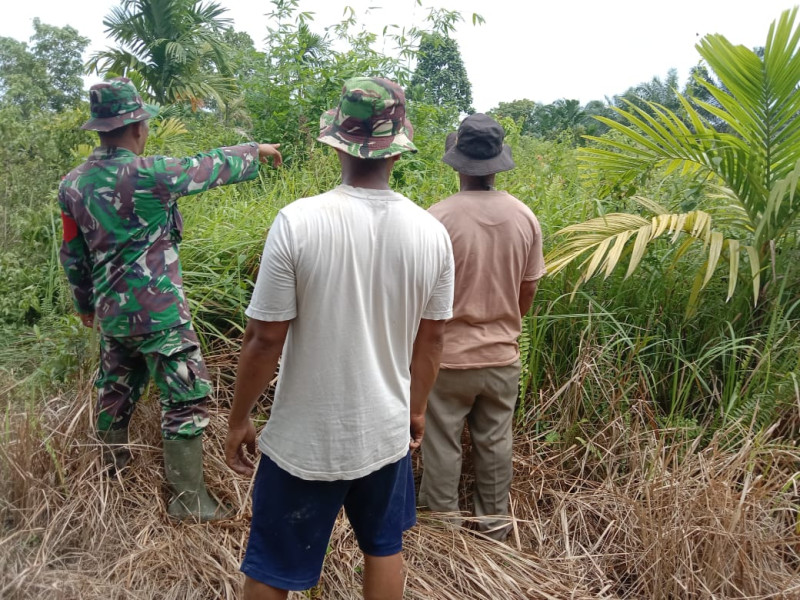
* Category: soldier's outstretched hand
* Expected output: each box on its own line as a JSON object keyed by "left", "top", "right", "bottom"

{"left": 258, "top": 143, "right": 282, "bottom": 167}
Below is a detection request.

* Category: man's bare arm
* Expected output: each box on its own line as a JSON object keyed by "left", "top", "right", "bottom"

{"left": 225, "top": 318, "right": 290, "bottom": 476}
{"left": 409, "top": 318, "right": 446, "bottom": 450}
{"left": 519, "top": 279, "right": 539, "bottom": 318}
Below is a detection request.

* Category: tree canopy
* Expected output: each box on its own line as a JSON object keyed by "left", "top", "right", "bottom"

{"left": 0, "top": 19, "right": 88, "bottom": 116}
{"left": 87, "top": 0, "right": 235, "bottom": 108}
{"left": 409, "top": 32, "right": 473, "bottom": 113}
{"left": 490, "top": 97, "right": 613, "bottom": 143}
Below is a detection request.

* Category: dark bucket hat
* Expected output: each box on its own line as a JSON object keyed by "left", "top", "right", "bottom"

{"left": 317, "top": 77, "right": 417, "bottom": 159}
{"left": 82, "top": 77, "right": 159, "bottom": 132}
{"left": 445, "top": 131, "right": 458, "bottom": 152}
{"left": 442, "top": 113, "right": 515, "bottom": 176}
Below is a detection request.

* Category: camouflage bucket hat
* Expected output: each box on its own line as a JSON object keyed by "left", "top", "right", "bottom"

{"left": 317, "top": 77, "right": 417, "bottom": 159}
{"left": 443, "top": 113, "right": 515, "bottom": 176}
{"left": 82, "top": 77, "right": 159, "bottom": 132}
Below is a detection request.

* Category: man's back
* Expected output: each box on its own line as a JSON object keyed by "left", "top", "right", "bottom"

{"left": 59, "top": 143, "right": 260, "bottom": 337}
{"left": 246, "top": 184, "right": 453, "bottom": 480}
{"left": 429, "top": 189, "right": 545, "bottom": 368}
{"left": 229, "top": 77, "right": 450, "bottom": 598}
{"left": 420, "top": 113, "right": 545, "bottom": 542}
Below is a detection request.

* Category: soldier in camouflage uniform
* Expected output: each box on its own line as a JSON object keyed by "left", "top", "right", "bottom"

{"left": 59, "top": 77, "right": 282, "bottom": 521}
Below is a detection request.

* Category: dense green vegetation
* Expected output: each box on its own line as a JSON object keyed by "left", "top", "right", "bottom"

{"left": 2, "top": 0, "right": 798, "bottom": 446}
{"left": 1, "top": 2, "right": 799, "bottom": 597}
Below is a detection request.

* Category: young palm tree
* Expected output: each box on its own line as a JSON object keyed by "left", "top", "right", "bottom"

{"left": 547, "top": 8, "right": 800, "bottom": 308}
{"left": 87, "top": 0, "right": 235, "bottom": 108}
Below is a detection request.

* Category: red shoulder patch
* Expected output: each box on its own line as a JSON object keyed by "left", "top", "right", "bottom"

{"left": 61, "top": 212, "right": 79, "bottom": 243}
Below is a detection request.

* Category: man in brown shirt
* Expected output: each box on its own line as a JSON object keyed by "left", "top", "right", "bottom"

{"left": 419, "top": 114, "right": 545, "bottom": 541}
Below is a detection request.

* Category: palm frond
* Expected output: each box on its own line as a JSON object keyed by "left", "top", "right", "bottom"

{"left": 568, "top": 8, "right": 800, "bottom": 308}
{"left": 92, "top": 0, "right": 234, "bottom": 106}
{"left": 547, "top": 209, "right": 760, "bottom": 305}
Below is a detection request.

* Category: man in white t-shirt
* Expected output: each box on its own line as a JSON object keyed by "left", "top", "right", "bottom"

{"left": 224, "top": 77, "right": 454, "bottom": 600}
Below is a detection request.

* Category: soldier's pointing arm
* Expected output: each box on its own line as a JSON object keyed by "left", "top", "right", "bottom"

{"left": 158, "top": 142, "right": 264, "bottom": 199}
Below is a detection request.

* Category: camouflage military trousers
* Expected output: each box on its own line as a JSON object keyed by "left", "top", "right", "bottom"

{"left": 96, "top": 323, "right": 212, "bottom": 440}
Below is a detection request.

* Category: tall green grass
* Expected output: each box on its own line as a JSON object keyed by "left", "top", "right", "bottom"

{"left": 2, "top": 115, "right": 798, "bottom": 449}
{"left": 517, "top": 277, "right": 799, "bottom": 446}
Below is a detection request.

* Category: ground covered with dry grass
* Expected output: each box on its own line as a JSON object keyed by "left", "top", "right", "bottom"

{"left": 2, "top": 351, "right": 800, "bottom": 599}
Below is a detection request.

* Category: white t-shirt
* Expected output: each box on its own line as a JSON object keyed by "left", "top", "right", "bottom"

{"left": 246, "top": 184, "right": 454, "bottom": 481}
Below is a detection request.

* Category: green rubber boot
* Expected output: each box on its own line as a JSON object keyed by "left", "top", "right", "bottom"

{"left": 98, "top": 427, "right": 132, "bottom": 473}
{"left": 163, "top": 437, "right": 231, "bottom": 522}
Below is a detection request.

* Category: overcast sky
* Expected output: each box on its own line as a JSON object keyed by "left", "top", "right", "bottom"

{"left": 1, "top": 0, "right": 795, "bottom": 111}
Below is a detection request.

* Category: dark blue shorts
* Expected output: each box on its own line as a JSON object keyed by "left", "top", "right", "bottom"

{"left": 241, "top": 452, "right": 416, "bottom": 592}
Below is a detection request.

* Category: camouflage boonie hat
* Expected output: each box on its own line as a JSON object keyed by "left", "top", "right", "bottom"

{"left": 82, "top": 77, "right": 159, "bottom": 132}
{"left": 317, "top": 77, "right": 417, "bottom": 159}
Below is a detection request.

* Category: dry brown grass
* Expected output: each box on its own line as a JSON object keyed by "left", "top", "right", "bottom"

{"left": 2, "top": 351, "right": 800, "bottom": 599}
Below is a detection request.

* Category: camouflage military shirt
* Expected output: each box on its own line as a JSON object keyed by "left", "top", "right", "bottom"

{"left": 58, "top": 143, "right": 260, "bottom": 337}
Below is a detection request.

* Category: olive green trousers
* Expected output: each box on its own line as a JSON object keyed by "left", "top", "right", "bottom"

{"left": 419, "top": 360, "right": 520, "bottom": 541}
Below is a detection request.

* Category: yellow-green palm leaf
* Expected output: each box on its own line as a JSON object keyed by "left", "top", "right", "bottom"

{"left": 546, "top": 200, "right": 760, "bottom": 306}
